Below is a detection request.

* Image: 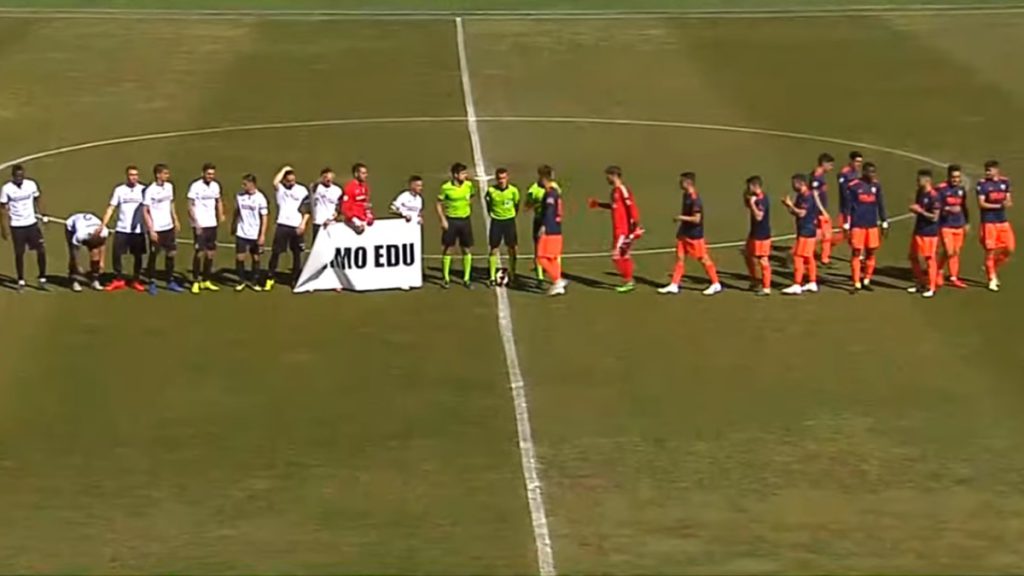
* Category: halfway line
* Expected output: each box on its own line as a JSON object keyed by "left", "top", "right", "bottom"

{"left": 455, "top": 16, "right": 557, "bottom": 576}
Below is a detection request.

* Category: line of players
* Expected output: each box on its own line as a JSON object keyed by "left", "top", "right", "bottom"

{"left": 0, "top": 151, "right": 1014, "bottom": 296}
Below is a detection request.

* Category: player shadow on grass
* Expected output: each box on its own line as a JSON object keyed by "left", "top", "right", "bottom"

{"left": 0, "top": 272, "right": 18, "bottom": 291}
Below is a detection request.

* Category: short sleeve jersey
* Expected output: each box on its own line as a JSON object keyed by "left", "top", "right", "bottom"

{"left": 913, "top": 187, "right": 940, "bottom": 237}
{"left": 109, "top": 182, "right": 147, "bottom": 234}
{"left": 677, "top": 191, "right": 704, "bottom": 240}
{"left": 748, "top": 192, "right": 771, "bottom": 240}
{"left": 485, "top": 184, "right": 520, "bottom": 221}
{"left": 540, "top": 188, "right": 563, "bottom": 236}
{"left": 937, "top": 182, "right": 968, "bottom": 229}
{"left": 143, "top": 181, "right": 176, "bottom": 233}
{"left": 0, "top": 179, "right": 40, "bottom": 227}
{"left": 794, "top": 188, "right": 819, "bottom": 238}
{"left": 66, "top": 212, "right": 106, "bottom": 246}
{"left": 235, "top": 190, "right": 269, "bottom": 240}
{"left": 976, "top": 177, "right": 1011, "bottom": 224}
{"left": 439, "top": 180, "right": 474, "bottom": 218}
{"left": 275, "top": 183, "right": 310, "bottom": 227}
{"left": 187, "top": 178, "right": 222, "bottom": 229}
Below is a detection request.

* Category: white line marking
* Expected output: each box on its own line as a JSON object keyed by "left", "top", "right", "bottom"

{"left": 456, "top": 17, "right": 557, "bottom": 576}
{"left": 6, "top": 115, "right": 940, "bottom": 259}
{"left": 1, "top": 3, "right": 1023, "bottom": 20}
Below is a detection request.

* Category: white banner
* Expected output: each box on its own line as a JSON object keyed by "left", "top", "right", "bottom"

{"left": 293, "top": 219, "right": 423, "bottom": 293}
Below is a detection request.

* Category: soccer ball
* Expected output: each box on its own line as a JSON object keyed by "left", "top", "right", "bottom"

{"left": 495, "top": 268, "right": 510, "bottom": 287}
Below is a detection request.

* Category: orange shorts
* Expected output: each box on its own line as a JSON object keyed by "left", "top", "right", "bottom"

{"left": 849, "top": 227, "right": 881, "bottom": 250}
{"left": 941, "top": 227, "right": 965, "bottom": 254}
{"left": 746, "top": 238, "right": 771, "bottom": 258}
{"left": 793, "top": 236, "right": 817, "bottom": 258}
{"left": 536, "top": 234, "right": 563, "bottom": 259}
{"left": 817, "top": 214, "right": 833, "bottom": 236}
{"left": 981, "top": 222, "right": 1016, "bottom": 251}
{"left": 909, "top": 235, "right": 938, "bottom": 258}
{"left": 677, "top": 238, "right": 708, "bottom": 259}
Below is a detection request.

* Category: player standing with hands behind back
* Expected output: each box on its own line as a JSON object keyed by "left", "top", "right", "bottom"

{"left": 437, "top": 162, "right": 475, "bottom": 289}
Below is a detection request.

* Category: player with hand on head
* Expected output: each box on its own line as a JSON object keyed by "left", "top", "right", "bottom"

{"left": 437, "top": 162, "right": 475, "bottom": 289}
{"left": 102, "top": 164, "right": 148, "bottom": 292}
{"left": 525, "top": 165, "right": 558, "bottom": 284}
{"left": 64, "top": 212, "right": 109, "bottom": 292}
{"left": 143, "top": 163, "right": 184, "bottom": 294}
{"left": 390, "top": 175, "right": 424, "bottom": 224}
{"left": 485, "top": 167, "right": 521, "bottom": 287}
{"left": 310, "top": 167, "right": 342, "bottom": 241}
{"left": 811, "top": 153, "right": 835, "bottom": 266}
{"left": 233, "top": 173, "right": 269, "bottom": 292}
{"left": 781, "top": 173, "right": 820, "bottom": 295}
{"left": 264, "top": 166, "right": 310, "bottom": 291}
{"left": 589, "top": 165, "right": 643, "bottom": 293}
{"left": 976, "top": 159, "right": 1014, "bottom": 292}
{"left": 537, "top": 178, "right": 567, "bottom": 296}
{"left": 907, "top": 168, "right": 941, "bottom": 298}
{"left": 744, "top": 175, "right": 772, "bottom": 296}
{"left": 341, "top": 163, "right": 373, "bottom": 234}
{"left": 936, "top": 164, "right": 969, "bottom": 289}
{"left": 0, "top": 164, "right": 48, "bottom": 292}
{"left": 187, "top": 162, "right": 225, "bottom": 294}
{"left": 843, "top": 161, "right": 888, "bottom": 291}
{"left": 658, "top": 171, "right": 722, "bottom": 296}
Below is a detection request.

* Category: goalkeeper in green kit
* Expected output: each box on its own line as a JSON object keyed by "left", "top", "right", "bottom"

{"left": 437, "top": 162, "right": 476, "bottom": 289}
{"left": 485, "top": 167, "right": 521, "bottom": 287}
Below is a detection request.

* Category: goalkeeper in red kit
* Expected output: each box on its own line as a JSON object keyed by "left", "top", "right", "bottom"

{"left": 588, "top": 165, "right": 644, "bottom": 293}
{"left": 341, "top": 162, "right": 373, "bottom": 234}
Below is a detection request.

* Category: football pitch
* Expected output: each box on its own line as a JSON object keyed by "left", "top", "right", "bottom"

{"left": 1, "top": 1, "right": 1023, "bottom": 573}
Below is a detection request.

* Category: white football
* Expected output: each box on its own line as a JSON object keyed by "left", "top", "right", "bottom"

{"left": 495, "top": 268, "right": 510, "bottom": 287}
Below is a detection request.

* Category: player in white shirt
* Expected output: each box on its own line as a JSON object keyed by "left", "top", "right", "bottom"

{"left": 64, "top": 212, "right": 109, "bottom": 292}
{"left": 101, "top": 165, "right": 148, "bottom": 292}
{"left": 0, "top": 164, "right": 48, "bottom": 291}
{"left": 310, "top": 167, "right": 342, "bottom": 241}
{"left": 390, "top": 175, "right": 425, "bottom": 224}
{"left": 264, "top": 166, "right": 310, "bottom": 291}
{"left": 232, "top": 173, "right": 269, "bottom": 292}
{"left": 143, "top": 163, "right": 185, "bottom": 294}
{"left": 187, "top": 162, "right": 225, "bottom": 294}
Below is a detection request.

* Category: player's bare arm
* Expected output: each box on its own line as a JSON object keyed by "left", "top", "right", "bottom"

{"left": 0, "top": 203, "right": 9, "bottom": 240}
{"left": 436, "top": 201, "right": 449, "bottom": 230}
{"left": 172, "top": 200, "right": 181, "bottom": 233}
{"left": 258, "top": 211, "right": 268, "bottom": 246}
{"left": 812, "top": 189, "right": 829, "bottom": 216}
{"left": 143, "top": 205, "right": 158, "bottom": 242}
{"left": 101, "top": 204, "right": 116, "bottom": 230}
{"left": 217, "top": 197, "right": 225, "bottom": 224}
{"left": 273, "top": 166, "right": 292, "bottom": 189}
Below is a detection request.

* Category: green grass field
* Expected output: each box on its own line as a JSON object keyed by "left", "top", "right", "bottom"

{"left": 0, "top": 2, "right": 1023, "bottom": 574}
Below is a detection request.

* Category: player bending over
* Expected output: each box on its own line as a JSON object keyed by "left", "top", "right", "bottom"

{"left": 187, "top": 162, "right": 225, "bottom": 294}
{"left": 143, "top": 163, "right": 184, "bottom": 294}
{"left": 437, "top": 162, "right": 475, "bottom": 289}
{"left": 264, "top": 166, "right": 310, "bottom": 291}
{"left": 341, "top": 163, "right": 373, "bottom": 234}
{"left": 102, "top": 165, "right": 147, "bottom": 292}
{"left": 843, "top": 162, "right": 889, "bottom": 291}
{"left": 781, "top": 173, "right": 820, "bottom": 295}
{"left": 936, "top": 164, "right": 969, "bottom": 289}
{"left": 65, "top": 212, "right": 109, "bottom": 292}
{"left": 907, "top": 168, "right": 941, "bottom": 298}
{"left": 976, "top": 160, "right": 1014, "bottom": 292}
{"left": 589, "top": 165, "right": 643, "bottom": 293}
{"left": 658, "top": 172, "right": 721, "bottom": 296}
{"left": 0, "top": 164, "right": 47, "bottom": 291}
{"left": 233, "top": 174, "right": 269, "bottom": 292}
{"left": 485, "top": 168, "right": 521, "bottom": 287}
{"left": 811, "top": 153, "right": 835, "bottom": 266}
{"left": 537, "top": 179, "right": 567, "bottom": 296}
{"left": 744, "top": 175, "right": 772, "bottom": 296}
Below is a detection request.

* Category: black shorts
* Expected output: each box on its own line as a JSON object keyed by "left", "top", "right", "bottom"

{"left": 194, "top": 226, "right": 218, "bottom": 251}
{"left": 150, "top": 230, "right": 177, "bottom": 253}
{"left": 489, "top": 218, "right": 518, "bottom": 249}
{"left": 114, "top": 232, "right": 147, "bottom": 256}
{"left": 236, "top": 237, "right": 264, "bottom": 256}
{"left": 12, "top": 224, "right": 44, "bottom": 252}
{"left": 532, "top": 217, "right": 544, "bottom": 244}
{"left": 273, "top": 224, "right": 305, "bottom": 253}
{"left": 442, "top": 217, "right": 474, "bottom": 248}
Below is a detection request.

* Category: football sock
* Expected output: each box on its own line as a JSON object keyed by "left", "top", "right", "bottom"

{"left": 760, "top": 259, "right": 772, "bottom": 289}
{"left": 442, "top": 255, "right": 452, "bottom": 283}
{"left": 865, "top": 254, "right": 877, "bottom": 279}
{"left": 165, "top": 255, "right": 175, "bottom": 283}
{"left": 463, "top": 254, "right": 472, "bottom": 283}
{"left": 489, "top": 254, "right": 498, "bottom": 281}
{"left": 794, "top": 257, "right": 806, "bottom": 285}
{"left": 671, "top": 259, "right": 685, "bottom": 285}
{"left": 985, "top": 254, "right": 997, "bottom": 280}
{"left": 703, "top": 259, "right": 720, "bottom": 284}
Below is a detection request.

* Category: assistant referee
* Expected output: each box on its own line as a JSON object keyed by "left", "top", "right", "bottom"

{"left": 437, "top": 162, "right": 475, "bottom": 289}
